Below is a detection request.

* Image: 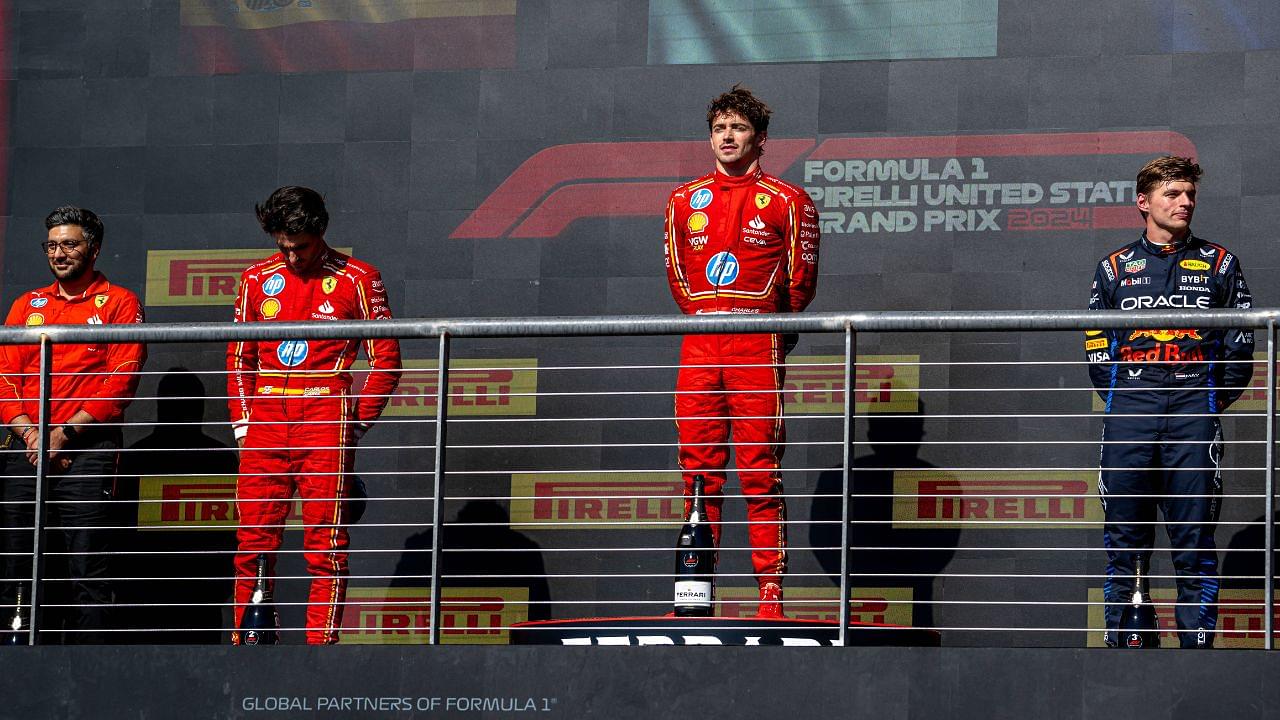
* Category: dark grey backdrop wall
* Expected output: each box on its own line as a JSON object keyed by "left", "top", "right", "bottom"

{"left": 3, "top": 0, "right": 1279, "bottom": 646}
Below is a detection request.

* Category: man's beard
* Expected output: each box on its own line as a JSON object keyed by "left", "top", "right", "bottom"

{"left": 50, "top": 255, "right": 90, "bottom": 283}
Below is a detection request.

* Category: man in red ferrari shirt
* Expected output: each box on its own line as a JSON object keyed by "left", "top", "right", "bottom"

{"left": 0, "top": 206, "right": 145, "bottom": 642}
{"left": 227, "top": 186, "right": 401, "bottom": 645}
{"left": 665, "top": 86, "right": 821, "bottom": 618}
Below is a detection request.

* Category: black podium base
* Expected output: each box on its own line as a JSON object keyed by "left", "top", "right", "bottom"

{"left": 510, "top": 616, "right": 941, "bottom": 646}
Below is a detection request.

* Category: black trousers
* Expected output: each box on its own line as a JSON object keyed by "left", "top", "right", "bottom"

{"left": 0, "top": 429, "right": 119, "bottom": 643}
{"left": 1099, "top": 386, "right": 1222, "bottom": 649}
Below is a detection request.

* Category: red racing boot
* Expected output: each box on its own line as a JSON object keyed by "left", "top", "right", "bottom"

{"left": 756, "top": 581, "right": 785, "bottom": 619}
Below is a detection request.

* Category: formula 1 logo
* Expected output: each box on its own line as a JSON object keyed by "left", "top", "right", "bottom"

{"left": 705, "top": 251, "right": 739, "bottom": 286}
{"left": 451, "top": 132, "right": 1196, "bottom": 240}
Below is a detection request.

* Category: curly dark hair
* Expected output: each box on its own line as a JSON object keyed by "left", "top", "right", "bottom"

{"left": 45, "top": 206, "right": 104, "bottom": 247}
{"left": 706, "top": 84, "right": 772, "bottom": 136}
{"left": 255, "top": 186, "right": 330, "bottom": 236}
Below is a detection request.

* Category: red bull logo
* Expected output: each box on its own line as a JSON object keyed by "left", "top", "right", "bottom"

{"left": 1118, "top": 344, "right": 1205, "bottom": 363}
{"left": 1126, "top": 329, "right": 1203, "bottom": 342}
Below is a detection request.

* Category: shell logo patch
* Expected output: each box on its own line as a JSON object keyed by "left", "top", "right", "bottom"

{"left": 26, "top": 313, "right": 44, "bottom": 326}
{"left": 260, "top": 298, "right": 281, "bottom": 319}
{"left": 687, "top": 212, "right": 708, "bottom": 233}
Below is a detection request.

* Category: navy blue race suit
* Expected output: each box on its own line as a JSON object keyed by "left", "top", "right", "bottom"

{"left": 1087, "top": 233, "right": 1253, "bottom": 648}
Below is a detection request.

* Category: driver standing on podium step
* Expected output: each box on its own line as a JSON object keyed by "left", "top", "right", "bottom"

{"left": 1086, "top": 156, "right": 1254, "bottom": 648}
{"left": 664, "top": 85, "right": 821, "bottom": 619}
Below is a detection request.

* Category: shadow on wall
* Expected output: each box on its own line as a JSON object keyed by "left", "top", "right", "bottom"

{"left": 115, "top": 368, "right": 237, "bottom": 644}
{"left": 1222, "top": 511, "right": 1280, "bottom": 590}
{"left": 809, "top": 403, "right": 958, "bottom": 630}
{"left": 393, "top": 500, "right": 551, "bottom": 622}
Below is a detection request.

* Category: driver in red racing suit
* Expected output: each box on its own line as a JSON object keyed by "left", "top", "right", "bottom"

{"left": 227, "top": 186, "right": 401, "bottom": 644}
{"left": 665, "top": 85, "right": 820, "bottom": 618}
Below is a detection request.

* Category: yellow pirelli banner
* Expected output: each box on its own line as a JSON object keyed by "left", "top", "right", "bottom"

{"left": 785, "top": 355, "right": 920, "bottom": 414}
{"left": 181, "top": 0, "right": 518, "bottom": 30}
{"left": 357, "top": 358, "right": 538, "bottom": 417}
{"left": 716, "top": 586, "right": 914, "bottom": 626}
{"left": 137, "top": 474, "right": 303, "bottom": 530}
{"left": 893, "top": 470, "right": 1102, "bottom": 529}
{"left": 145, "top": 247, "right": 352, "bottom": 307}
{"left": 340, "top": 586, "right": 529, "bottom": 645}
{"left": 510, "top": 472, "right": 683, "bottom": 530}
{"left": 1086, "top": 588, "right": 1278, "bottom": 648}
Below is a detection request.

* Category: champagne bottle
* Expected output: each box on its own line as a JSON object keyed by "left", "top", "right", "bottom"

{"left": 1118, "top": 555, "right": 1159, "bottom": 649}
{"left": 673, "top": 475, "right": 715, "bottom": 617}
{"left": 238, "top": 554, "right": 279, "bottom": 646}
{"left": 4, "top": 586, "right": 26, "bottom": 645}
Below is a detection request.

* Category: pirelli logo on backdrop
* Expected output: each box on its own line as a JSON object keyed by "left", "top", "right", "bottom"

{"left": 145, "top": 248, "right": 352, "bottom": 306}
{"left": 360, "top": 358, "right": 537, "bottom": 417}
{"left": 785, "top": 355, "right": 920, "bottom": 414}
{"left": 894, "top": 470, "right": 1102, "bottom": 529}
{"left": 717, "top": 586, "right": 914, "bottom": 627}
{"left": 137, "top": 475, "right": 302, "bottom": 529}
{"left": 340, "top": 587, "right": 528, "bottom": 645}
{"left": 509, "top": 472, "right": 683, "bottom": 530}
{"left": 1086, "top": 588, "right": 1279, "bottom": 649}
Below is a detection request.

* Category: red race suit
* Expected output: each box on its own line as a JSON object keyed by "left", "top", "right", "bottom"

{"left": 664, "top": 167, "right": 820, "bottom": 585}
{"left": 227, "top": 249, "right": 400, "bottom": 644}
{"left": 0, "top": 273, "right": 145, "bottom": 427}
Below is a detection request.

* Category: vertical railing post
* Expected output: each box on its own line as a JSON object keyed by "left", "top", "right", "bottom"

{"left": 428, "top": 332, "right": 451, "bottom": 645}
{"left": 1265, "top": 320, "right": 1276, "bottom": 650}
{"left": 838, "top": 324, "right": 856, "bottom": 646}
{"left": 26, "top": 336, "right": 53, "bottom": 645}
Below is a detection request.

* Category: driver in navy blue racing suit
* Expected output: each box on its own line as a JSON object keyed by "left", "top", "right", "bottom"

{"left": 1087, "top": 156, "right": 1254, "bottom": 648}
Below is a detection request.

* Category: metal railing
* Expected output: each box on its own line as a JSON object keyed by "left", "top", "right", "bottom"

{"left": 0, "top": 308, "right": 1275, "bottom": 646}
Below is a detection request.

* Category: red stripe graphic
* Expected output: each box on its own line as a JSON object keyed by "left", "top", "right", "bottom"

{"left": 450, "top": 139, "right": 816, "bottom": 239}
{"left": 1090, "top": 206, "right": 1142, "bottom": 229}
{"left": 453, "top": 131, "right": 1197, "bottom": 240}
